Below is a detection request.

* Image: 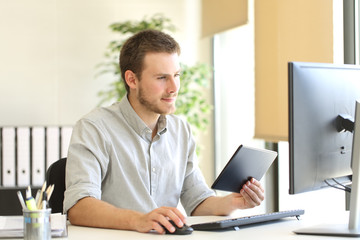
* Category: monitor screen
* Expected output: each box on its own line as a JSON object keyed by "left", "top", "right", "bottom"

{"left": 288, "top": 62, "right": 360, "bottom": 195}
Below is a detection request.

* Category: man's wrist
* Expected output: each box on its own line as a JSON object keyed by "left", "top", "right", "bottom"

{"left": 125, "top": 210, "right": 143, "bottom": 231}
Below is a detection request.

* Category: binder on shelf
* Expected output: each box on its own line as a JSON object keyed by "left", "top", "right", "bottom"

{"left": 46, "top": 127, "right": 60, "bottom": 170}
{"left": 60, "top": 126, "right": 72, "bottom": 158}
{"left": 16, "top": 127, "right": 30, "bottom": 186}
{"left": 2, "top": 127, "right": 16, "bottom": 187}
{"left": 31, "top": 127, "right": 45, "bottom": 187}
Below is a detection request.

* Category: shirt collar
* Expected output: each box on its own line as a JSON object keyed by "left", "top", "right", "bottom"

{"left": 119, "top": 96, "right": 168, "bottom": 139}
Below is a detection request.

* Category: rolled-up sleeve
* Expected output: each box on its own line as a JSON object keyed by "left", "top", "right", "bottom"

{"left": 63, "top": 118, "right": 110, "bottom": 213}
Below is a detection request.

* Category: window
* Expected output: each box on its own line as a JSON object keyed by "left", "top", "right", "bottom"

{"left": 213, "top": 0, "right": 266, "bottom": 216}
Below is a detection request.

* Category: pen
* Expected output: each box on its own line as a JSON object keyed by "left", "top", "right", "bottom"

{"left": 16, "top": 191, "right": 27, "bottom": 210}
{"left": 25, "top": 186, "right": 37, "bottom": 211}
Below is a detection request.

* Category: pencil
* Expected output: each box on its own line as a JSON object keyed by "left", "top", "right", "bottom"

{"left": 36, "top": 181, "right": 47, "bottom": 209}
{"left": 46, "top": 184, "right": 55, "bottom": 200}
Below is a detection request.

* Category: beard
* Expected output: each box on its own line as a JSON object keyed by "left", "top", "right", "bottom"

{"left": 138, "top": 86, "right": 177, "bottom": 115}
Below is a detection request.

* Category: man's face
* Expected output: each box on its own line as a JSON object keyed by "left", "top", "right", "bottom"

{"left": 136, "top": 52, "right": 180, "bottom": 115}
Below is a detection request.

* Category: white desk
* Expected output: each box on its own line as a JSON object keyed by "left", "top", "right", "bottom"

{"left": 55, "top": 211, "right": 358, "bottom": 240}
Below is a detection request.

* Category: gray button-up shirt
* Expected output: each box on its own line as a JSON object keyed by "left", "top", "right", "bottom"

{"left": 64, "top": 96, "right": 215, "bottom": 215}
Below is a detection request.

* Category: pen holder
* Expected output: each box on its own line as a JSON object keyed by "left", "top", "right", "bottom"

{"left": 23, "top": 208, "right": 51, "bottom": 240}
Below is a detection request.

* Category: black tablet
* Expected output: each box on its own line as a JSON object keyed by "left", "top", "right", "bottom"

{"left": 211, "top": 145, "right": 278, "bottom": 193}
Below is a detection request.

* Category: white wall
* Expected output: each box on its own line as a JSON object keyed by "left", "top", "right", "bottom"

{"left": 0, "top": 0, "right": 202, "bottom": 125}
{"left": 0, "top": 0, "right": 215, "bottom": 184}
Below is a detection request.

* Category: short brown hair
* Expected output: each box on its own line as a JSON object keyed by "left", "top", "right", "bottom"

{"left": 119, "top": 29, "right": 181, "bottom": 93}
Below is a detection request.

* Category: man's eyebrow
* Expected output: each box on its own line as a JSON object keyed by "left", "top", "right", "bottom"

{"left": 153, "top": 73, "right": 169, "bottom": 77}
{"left": 154, "top": 73, "right": 170, "bottom": 75}
{"left": 154, "top": 70, "right": 181, "bottom": 76}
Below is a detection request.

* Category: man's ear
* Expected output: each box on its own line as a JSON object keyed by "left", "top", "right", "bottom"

{"left": 124, "top": 70, "right": 137, "bottom": 89}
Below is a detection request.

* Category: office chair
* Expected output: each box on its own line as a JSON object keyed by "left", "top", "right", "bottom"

{"left": 45, "top": 157, "right": 67, "bottom": 213}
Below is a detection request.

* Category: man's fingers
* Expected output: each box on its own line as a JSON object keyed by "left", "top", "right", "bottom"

{"left": 240, "top": 180, "right": 264, "bottom": 207}
{"left": 250, "top": 178, "right": 265, "bottom": 192}
{"left": 146, "top": 207, "right": 185, "bottom": 234}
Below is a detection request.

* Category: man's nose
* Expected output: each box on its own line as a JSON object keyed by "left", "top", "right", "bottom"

{"left": 168, "top": 77, "right": 179, "bottom": 94}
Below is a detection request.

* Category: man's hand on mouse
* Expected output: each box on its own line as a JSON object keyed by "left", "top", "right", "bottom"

{"left": 132, "top": 206, "right": 186, "bottom": 234}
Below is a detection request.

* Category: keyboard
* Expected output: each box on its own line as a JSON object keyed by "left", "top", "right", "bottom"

{"left": 191, "top": 209, "right": 305, "bottom": 231}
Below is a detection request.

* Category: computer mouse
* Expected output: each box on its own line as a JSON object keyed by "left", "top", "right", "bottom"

{"left": 164, "top": 220, "right": 194, "bottom": 235}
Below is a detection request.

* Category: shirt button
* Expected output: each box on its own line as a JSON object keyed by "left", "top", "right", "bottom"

{"left": 152, "top": 167, "right": 156, "bottom": 172}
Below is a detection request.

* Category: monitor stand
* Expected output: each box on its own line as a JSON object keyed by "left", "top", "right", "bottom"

{"left": 294, "top": 101, "right": 360, "bottom": 237}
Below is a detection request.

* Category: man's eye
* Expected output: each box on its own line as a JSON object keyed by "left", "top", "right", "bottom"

{"left": 175, "top": 73, "right": 181, "bottom": 78}
{"left": 157, "top": 76, "right": 166, "bottom": 80}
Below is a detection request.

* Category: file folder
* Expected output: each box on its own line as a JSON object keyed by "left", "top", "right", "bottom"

{"left": 60, "top": 127, "right": 72, "bottom": 158}
{"left": 2, "top": 127, "right": 16, "bottom": 187}
{"left": 46, "top": 127, "right": 60, "bottom": 170}
{"left": 31, "top": 127, "right": 45, "bottom": 187}
{"left": 16, "top": 127, "right": 31, "bottom": 186}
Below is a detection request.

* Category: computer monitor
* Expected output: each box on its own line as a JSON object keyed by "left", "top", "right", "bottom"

{"left": 288, "top": 62, "right": 360, "bottom": 236}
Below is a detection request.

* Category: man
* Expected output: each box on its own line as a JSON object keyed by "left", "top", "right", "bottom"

{"left": 64, "top": 29, "right": 264, "bottom": 234}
